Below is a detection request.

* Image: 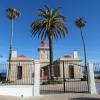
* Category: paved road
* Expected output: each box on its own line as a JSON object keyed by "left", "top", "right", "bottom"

{"left": 0, "top": 93, "right": 100, "bottom": 100}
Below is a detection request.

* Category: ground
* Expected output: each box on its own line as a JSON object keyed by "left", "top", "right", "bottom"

{"left": 0, "top": 93, "right": 100, "bottom": 100}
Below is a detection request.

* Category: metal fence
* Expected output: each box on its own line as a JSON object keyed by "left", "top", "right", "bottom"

{"left": 40, "top": 61, "right": 89, "bottom": 94}
{"left": 0, "top": 63, "right": 34, "bottom": 85}
{"left": 0, "top": 61, "right": 89, "bottom": 94}
{"left": 93, "top": 63, "right": 100, "bottom": 83}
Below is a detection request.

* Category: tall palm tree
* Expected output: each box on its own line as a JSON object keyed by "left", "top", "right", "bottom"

{"left": 31, "top": 6, "right": 68, "bottom": 79}
{"left": 6, "top": 8, "right": 20, "bottom": 80}
{"left": 75, "top": 17, "right": 87, "bottom": 72}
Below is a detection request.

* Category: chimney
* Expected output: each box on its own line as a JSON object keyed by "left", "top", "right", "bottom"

{"left": 73, "top": 50, "right": 78, "bottom": 59}
{"left": 11, "top": 49, "right": 17, "bottom": 58}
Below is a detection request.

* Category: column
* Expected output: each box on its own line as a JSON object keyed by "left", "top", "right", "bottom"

{"left": 88, "top": 61, "right": 97, "bottom": 94}
{"left": 33, "top": 60, "right": 40, "bottom": 96}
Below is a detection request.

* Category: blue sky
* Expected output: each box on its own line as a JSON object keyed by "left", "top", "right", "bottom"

{"left": 0, "top": 0, "right": 100, "bottom": 62}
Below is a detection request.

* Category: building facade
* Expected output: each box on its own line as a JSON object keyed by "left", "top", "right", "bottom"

{"left": 8, "top": 40, "right": 83, "bottom": 83}
{"left": 8, "top": 50, "right": 34, "bottom": 84}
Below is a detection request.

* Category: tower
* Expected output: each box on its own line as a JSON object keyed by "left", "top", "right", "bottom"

{"left": 38, "top": 39, "right": 49, "bottom": 64}
{"left": 11, "top": 49, "right": 17, "bottom": 58}
{"left": 73, "top": 50, "right": 79, "bottom": 59}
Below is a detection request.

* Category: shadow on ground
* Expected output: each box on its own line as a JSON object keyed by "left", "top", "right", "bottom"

{"left": 71, "top": 97, "right": 100, "bottom": 100}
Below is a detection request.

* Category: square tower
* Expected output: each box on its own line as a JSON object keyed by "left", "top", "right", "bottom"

{"left": 38, "top": 39, "right": 49, "bottom": 63}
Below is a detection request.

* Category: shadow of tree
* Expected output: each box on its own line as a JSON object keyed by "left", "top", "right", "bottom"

{"left": 71, "top": 97, "right": 100, "bottom": 100}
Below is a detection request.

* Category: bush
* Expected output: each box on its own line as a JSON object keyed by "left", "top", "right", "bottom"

{"left": 2, "top": 80, "right": 13, "bottom": 83}
{"left": 42, "top": 80, "right": 63, "bottom": 85}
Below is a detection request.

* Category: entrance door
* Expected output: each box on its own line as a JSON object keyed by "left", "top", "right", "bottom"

{"left": 17, "top": 66, "right": 22, "bottom": 79}
{"left": 69, "top": 65, "right": 74, "bottom": 79}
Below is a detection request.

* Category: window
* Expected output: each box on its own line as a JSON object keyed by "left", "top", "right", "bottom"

{"left": 17, "top": 66, "right": 22, "bottom": 79}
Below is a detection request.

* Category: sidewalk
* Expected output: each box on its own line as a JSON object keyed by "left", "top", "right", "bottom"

{"left": 0, "top": 93, "right": 100, "bottom": 100}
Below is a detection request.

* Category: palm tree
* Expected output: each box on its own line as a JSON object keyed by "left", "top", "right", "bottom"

{"left": 75, "top": 17, "right": 87, "bottom": 72}
{"left": 6, "top": 8, "right": 20, "bottom": 80}
{"left": 31, "top": 6, "right": 68, "bottom": 79}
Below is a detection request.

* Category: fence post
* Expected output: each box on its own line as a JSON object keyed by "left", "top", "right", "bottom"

{"left": 88, "top": 61, "right": 97, "bottom": 94}
{"left": 33, "top": 60, "right": 40, "bottom": 96}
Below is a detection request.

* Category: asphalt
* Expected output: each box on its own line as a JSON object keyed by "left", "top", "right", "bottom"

{"left": 0, "top": 93, "right": 100, "bottom": 100}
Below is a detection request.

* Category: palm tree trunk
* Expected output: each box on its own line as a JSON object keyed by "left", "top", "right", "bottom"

{"left": 48, "top": 35, "right": 54, "bottom": 80}
{"left": 80, "top": 28, "right": 87, "bottom": 71}
{"left": 7, "top": 19, "right": 13, "bottom": 80}
{"left": 80, "top": 28, "right": 89, "bottom": 90}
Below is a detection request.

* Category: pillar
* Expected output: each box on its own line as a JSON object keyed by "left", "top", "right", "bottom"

{"left": 34, "top": 60, "right": 40, "bottom": 96}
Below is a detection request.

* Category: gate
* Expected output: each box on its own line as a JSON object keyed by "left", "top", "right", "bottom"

{"left": 93, "top": 63, "right": 100, "bottom": 83}
{"left": 40, "top": 60, "right": 89, "bottom": 94}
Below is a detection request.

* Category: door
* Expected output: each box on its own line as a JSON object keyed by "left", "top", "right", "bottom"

{"left": 17, "top": 66, "right": 22, "bottom": 79}
{"left": 69, "top": 65, "right": 74, "bottom": 79}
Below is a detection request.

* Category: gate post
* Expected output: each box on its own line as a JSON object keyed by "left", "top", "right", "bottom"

{"left": 88, "top": 60, "right": 97, "bottom": 94}
{"left": 34, "top": 60, "right": 40, "bottom": 96}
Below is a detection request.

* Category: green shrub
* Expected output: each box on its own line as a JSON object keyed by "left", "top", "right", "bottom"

{"left": 42, "top": 80, "right": 63, "bottom": 85}
{"left": 2, "top": 80, "right": 13, "bottom": 83}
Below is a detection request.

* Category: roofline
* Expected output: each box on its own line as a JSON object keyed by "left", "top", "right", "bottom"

{"left": 58, "top": 59, "right": 82, "bottom": 62}
{"left": 7, "top": 60, "right": 34, "bottom": 62}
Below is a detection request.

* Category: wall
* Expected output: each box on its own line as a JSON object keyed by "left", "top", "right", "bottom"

{"left": 0, "top": 85, "right": 34, "bottom": 97}
{"left": 0, "top": 60, "right": 40, "bottom": 97}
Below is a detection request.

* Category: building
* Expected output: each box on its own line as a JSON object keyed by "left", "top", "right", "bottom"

{"left": 40, "top": 50, "right": 83, "bottom": 79}
{"left": 58, "top": 51, "right": 82, "bottom": 79}
{"left": 38, "top": 40, "right": 83, "bottom": 79}
{"left": 8, "top": 40, "right": 83, "bottom": 83}
{"left": 8, "top": 50, "right": 34, "bottom": 84}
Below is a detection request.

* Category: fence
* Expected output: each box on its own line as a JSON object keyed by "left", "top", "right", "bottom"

{"left": 1, "top": 61, "right": 100, "bottom": 95}
{"left": 40, "top": 61, "right": 89, "bottom": 94}
{"left": 93, "top": 62, "right": 100, "bottom": 94}
{"left": 93, "top": 63, "right": 100, "bottom": 83}
{"left": 0, "top": 63, "right": 34, "bottom": 85}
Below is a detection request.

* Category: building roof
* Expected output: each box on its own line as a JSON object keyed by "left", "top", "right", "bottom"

{"left": 11, "top": 55, "right": 33, "bottom": 61}
{"left": 64, "top": 55, "right": 71, "bottom": 58}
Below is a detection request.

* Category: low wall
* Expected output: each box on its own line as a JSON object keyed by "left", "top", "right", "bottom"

{"left": 0, "top": 85, "right": 34, "bottom": 97}
{"left": 96, "top": 83, "right": 100, "bottom": 94}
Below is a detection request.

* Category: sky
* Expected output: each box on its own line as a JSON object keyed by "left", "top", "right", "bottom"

{"left": 0, "top": 0, "right": 100, "bottom": 62}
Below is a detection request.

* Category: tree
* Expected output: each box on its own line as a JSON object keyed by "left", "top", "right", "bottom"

{"left": 31, "top": 6, "right": 68, "bottom": 79}
{"left": 6, "top": 8, "right": 20, "bottom": 80}
{"left": 75, "top": 17, "right": 87, "bottom": 72}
